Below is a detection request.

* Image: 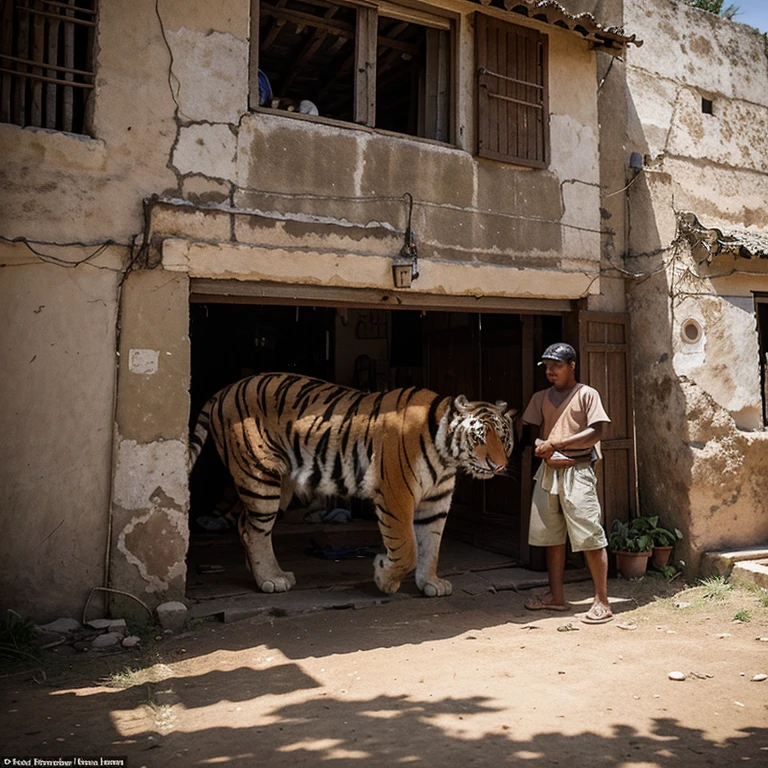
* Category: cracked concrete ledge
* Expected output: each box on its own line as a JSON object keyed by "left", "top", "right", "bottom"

{"left": 700, "top": 547, "right": 768, "bottom": 590}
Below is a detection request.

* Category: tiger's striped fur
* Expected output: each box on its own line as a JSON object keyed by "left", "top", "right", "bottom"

{"left": 189, "top": 372, "right": 514, "bottom": 597}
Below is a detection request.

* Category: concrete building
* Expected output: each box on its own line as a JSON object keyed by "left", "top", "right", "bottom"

{"left": 610, "top": 0, "right": 768, "bottom": 575}
{"left": 1, "top": 0, "right": 764, "bottom": 621}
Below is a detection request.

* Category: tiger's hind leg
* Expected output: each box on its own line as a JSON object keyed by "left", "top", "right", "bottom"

{"left": 372, "top": 497, "right": 417, "bottom": 595}
{"left": 236, "top": 479, "right": 296, "bottom": 593}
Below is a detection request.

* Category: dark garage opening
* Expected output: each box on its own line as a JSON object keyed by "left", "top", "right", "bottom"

{"left": 187, "top": 300, "right": 563, "bottom": 602}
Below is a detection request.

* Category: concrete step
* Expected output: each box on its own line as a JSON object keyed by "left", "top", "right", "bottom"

{"left": 701, "top": 546, "right": 768, "bottom": 590}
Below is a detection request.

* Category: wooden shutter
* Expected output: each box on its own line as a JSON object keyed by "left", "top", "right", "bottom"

{"left": 579, "top": 312, "right": 638, "bottom": 535}
{"left": 475, "top": 13, "right": 548, "bottom": 167}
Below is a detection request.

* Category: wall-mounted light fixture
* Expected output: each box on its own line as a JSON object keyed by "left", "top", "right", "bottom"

{"left": 393, "top": 192, "right": 419, "bottom": 289}
{"left": 629, "top": 151, "right": 643, "bottom": 170}
{"left": 392, "top": 260, "right": 415, "bottom": 288}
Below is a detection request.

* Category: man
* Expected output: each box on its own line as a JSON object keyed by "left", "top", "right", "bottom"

{"left": 521, "top": 343, "right": 613, "bottom": 624}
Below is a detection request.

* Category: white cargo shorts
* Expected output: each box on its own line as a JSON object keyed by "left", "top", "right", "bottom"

{"left": 529, "top": 462, "right": 608, "bottom": 552}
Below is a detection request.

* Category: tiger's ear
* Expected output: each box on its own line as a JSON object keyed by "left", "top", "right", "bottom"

{"left": 454, "top": 394, "right": 471, "bottom": 412}
{"left": 494, "top": 400, "right": 508, "bottom": 411}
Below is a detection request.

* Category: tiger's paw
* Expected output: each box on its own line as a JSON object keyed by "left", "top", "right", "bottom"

{"left": 257, "top": 570, "right": 296, "bottom": 593}
{"left": 418, "top": 577, "right": 453, "bottom": 598}
{"left": 373, "top": 554, "right": 402, "bottom": 594}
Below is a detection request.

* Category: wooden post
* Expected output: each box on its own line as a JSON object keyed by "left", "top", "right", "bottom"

{"left": 354, "top": 6, "right": 376, "bottom": 126}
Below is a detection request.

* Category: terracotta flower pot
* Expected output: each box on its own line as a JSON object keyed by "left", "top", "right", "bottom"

{"left": 614, "top": 550, "right": 651, "bottom": 579}
{"left": 651, "top": 546, "right": 674, "bottom": 569}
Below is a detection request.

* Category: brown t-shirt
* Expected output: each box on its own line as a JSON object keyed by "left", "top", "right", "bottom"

{"left": 522, "top": 383, "right": 610, "bottom": 459}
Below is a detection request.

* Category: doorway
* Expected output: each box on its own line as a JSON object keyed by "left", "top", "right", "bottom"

{"left": 186, "top": 300, "right": 564, "bottom": 601}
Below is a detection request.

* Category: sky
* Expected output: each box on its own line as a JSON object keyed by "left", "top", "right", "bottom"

{"left": 725, "top": 0, "right": 768, "bottom": 33}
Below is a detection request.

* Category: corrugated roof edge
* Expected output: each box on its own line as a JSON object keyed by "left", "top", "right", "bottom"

{"left": 679, "top": 212, "right": 768, "bottom": 262}
{"left": 470, "top": 0, "right": 642, "bottom": 54}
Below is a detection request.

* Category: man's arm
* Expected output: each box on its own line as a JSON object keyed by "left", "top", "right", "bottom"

{"left": 534, "top": 422, "right": 605, "bottom": 459}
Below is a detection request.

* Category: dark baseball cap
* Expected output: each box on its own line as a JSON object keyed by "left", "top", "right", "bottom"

{"left": 538, "top": 342, "right": 577, "bottom": 365}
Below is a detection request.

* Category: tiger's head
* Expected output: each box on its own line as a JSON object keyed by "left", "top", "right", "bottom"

{"left": 446, "top": 395, "right": 516, "bottom": 479}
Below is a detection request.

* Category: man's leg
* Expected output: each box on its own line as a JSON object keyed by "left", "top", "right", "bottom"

{"left": 583, "top": 547, "right": 612, "bottom": 620}
{"left": 525, "top": 475, "right": 569, "bottom": 610}
{"left": 545, "top": 543, "right": 568, "bottom": 606}
{"left": 559, "top": 466, "right": 612, "bottom": 622}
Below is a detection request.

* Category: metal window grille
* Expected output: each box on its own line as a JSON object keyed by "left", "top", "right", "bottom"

{"left": 0, "top": 0, "right": 97, "bottom": 134}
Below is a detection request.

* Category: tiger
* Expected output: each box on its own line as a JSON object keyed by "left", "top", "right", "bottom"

{"left": 188, "top": 372, "right": 515, "bottom": 597}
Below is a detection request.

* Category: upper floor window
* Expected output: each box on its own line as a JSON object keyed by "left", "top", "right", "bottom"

{"left": 251, "top": 0, "right": 452, "bottom": 143}
{"left": 475, "top": 14, "right": 548, "bottom": 168}
{"left": 0, "top": 0, "right": 97, "bottom": 135}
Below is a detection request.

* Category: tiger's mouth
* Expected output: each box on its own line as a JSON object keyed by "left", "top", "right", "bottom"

{"left": 467, "top": 458, "right": 507, "bottom": 477}
{"left": 486, "top": 457, "right": 507, "bottom": 474}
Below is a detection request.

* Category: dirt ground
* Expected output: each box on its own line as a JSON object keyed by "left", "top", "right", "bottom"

{"left": 2, "top": 574, "right": 768, "bottom": 768}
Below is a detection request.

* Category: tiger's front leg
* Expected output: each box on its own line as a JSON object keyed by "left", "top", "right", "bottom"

{"left": 236, "top": 486, "right": 295, "bottom": 594}
{"left": 413, "top": 494, "right": 453, "bottom": 598}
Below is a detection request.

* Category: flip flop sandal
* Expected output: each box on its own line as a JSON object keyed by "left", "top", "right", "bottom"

{"left": 524, "top": 594, "right": 570, "bottom": 612}
{"left": 581, "top": 605, "right": 614, "bottom": 624}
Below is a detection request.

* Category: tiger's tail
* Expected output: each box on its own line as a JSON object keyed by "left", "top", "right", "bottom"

{"left": 188, "top": 397, "right": 214, "bottom": 474}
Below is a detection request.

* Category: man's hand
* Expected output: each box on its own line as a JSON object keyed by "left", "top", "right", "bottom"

{"left": 534, "top": 439, "right": 557, "bottom": 459}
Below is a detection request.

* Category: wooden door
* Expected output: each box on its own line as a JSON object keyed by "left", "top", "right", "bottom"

{"left": 424, "top": 314, "right": 480, "bottom": 544}
{"left": 425, "top": 313, "right": 525, "bottom": 557}
{"left": 475, "top": 317, "right": 523, "bottom": 555}
{"left": 578, "top": 312, "right": 638, "bottom": 534}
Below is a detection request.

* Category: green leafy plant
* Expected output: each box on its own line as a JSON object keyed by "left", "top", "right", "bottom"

{"left": 698, "top": 575, "right": 731, "bottom": 600}
{"left": 659, "top": 564, "right": 682, "bottom": 582}
{"left": 608, "top": 519, "right": 653, "bottom": 553}
{"left": 634, "top": 515, "right": 683, "bottom": 547}
{"left": 684, "top": 0, "right": 740, "bottom": 20}
{"left": 0, "top": 609, "right": 41, "bottom": 665}
{"left": 733, "top": 609, "right": 751, "bottom": 622}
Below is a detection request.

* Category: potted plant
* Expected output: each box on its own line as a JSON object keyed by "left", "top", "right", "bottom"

{"left": 608, "top": 518, "right": 654, "bottom": 579}
{"left": 644, "top": 516, "right": 683, "bottom": 569}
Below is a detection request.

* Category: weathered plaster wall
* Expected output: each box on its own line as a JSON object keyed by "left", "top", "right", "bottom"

{"left": 111, "top": 270, "right": 191, "bottom": 608}
{"left": 622, "top": 0, "right": 768, "bottom": 571}
{"left": 0, "top": 243, "right": 122, "bottom": 621}
{"left": 158, "top": 4, "right": 603, "bottom": 288}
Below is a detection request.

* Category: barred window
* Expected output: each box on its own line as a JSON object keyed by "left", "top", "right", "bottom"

{"left": 0, "top": 0, "right": 97, "bottom": 135}
{"left": 476, "top": 14, "right": 548, "bottom": 168}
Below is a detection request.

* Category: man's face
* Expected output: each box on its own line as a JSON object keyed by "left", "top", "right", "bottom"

{"left": 543, "top": 360, "right": 575, "bottom": 389}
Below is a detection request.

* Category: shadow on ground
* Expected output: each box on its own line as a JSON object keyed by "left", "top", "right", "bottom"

{"left": 3, "top": 677, "right": 766, "bottom": 767}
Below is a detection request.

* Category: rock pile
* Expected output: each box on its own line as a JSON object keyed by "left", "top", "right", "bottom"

{"left": 33, "top": 602, "right": 188, "bottom": 654}
{"left": 35, "top": 617, "right": 141, "bottom": 653}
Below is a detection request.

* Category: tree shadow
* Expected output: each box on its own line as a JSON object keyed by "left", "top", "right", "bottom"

{"left": 3, "top": 674, "right": 766, "bottom": 767}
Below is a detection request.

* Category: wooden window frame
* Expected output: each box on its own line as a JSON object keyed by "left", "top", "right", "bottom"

{"left": 475, "top": 13, "right": 549, "bottom": 168}
{"left": 249, "top": 0, "right": 453, "bottom": 142}
{"left": 0, "top": 0, "right": 97, "bottom": 134}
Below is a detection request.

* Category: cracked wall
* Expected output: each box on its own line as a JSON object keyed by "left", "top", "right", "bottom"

{"left": 622, "top": 0, "right": 768, "bottom": 571}
{"left": 0, "top": 241, "right": 123, "bottom": 622}
{"left": 111, "top": 270, "right": 191, "bottom": 609}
